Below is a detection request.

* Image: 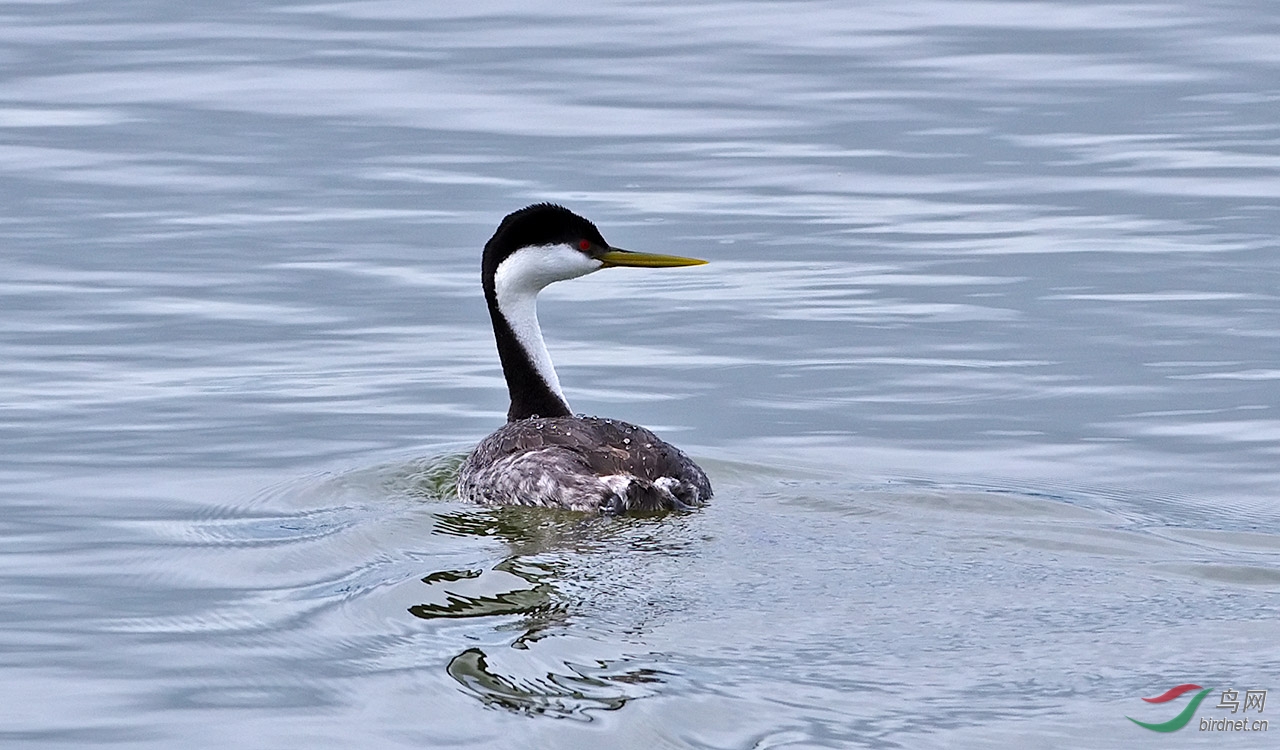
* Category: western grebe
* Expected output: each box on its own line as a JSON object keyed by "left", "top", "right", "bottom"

{"left": 457, "top": 204, "right": 712, "bottom": 513}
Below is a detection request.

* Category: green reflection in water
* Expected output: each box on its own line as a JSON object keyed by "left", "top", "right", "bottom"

{"left": 445, "top": 647, "right": 672, "bottom": 719}
{"left": 414, "top": 503, "right": 694, "bottom": 717}
{"left": 409, "top": 557, "right": 563, "bottom": 623}
{"left": 397, "top": 452, "right": 467, "bottom": 500}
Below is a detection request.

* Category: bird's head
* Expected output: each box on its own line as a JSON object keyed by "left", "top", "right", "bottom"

{"left": 482, "top": 203, "right": 706, "bottom": 299}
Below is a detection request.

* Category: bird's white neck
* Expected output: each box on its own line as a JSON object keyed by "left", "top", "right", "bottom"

{"left": 491, "top": 245, "right": 602, "bottom": 415}
{"left": 493, "top": 279, "right": 564, "bottom": 408}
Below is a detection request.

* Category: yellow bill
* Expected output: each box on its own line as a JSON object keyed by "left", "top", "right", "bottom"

{"left": 596, "top": 249, "right": 708, "bottom": 268}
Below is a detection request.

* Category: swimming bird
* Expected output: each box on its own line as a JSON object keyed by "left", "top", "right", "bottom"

{"left": 457, "top": 204, "right": 712, "bottom": 513}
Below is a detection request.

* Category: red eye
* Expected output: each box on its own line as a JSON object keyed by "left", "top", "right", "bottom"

{"left": 578, "top": 239, "right": 591, "bottom": 251}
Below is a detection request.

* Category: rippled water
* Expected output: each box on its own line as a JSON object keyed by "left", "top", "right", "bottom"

{"left": 3, "top": 1, "right": 1279, "bottom": 747}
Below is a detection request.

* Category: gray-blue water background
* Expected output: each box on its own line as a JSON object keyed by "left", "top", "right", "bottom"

{"left": 2, "top": 1, "right": 1278, "bottom": 748}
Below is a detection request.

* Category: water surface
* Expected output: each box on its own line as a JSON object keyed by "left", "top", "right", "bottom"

{"left": 2, "top": 1, "right": 1278, "bottom": 747}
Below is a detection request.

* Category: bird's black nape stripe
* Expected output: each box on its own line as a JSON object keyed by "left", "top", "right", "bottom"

{"left": 486, "top": 291, "right": 572, "bottom": 421}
